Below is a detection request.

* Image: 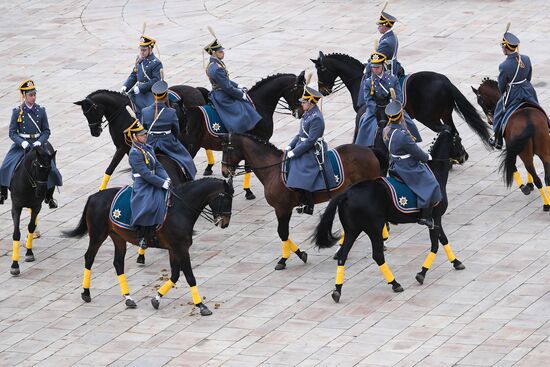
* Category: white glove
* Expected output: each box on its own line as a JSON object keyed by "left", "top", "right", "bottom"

{"left": 287, "top": 150, "right": 295, "bottom": 159}
{"left": 21, "top": 141, "right": 29, "bottom": 149}
{"left": 120, "top": 86, "right": 127, "bottom": 94}
{"left": 284, "top": 145, "right": 292, "bottom": 151}
{"left": 162, "top": 179, "right": 171, "bottom": 190}
{"left": 33, "top": 141, "right": 41, "bottom": 147}
{"left": 242, "top": 92, "right": 247, "bottom": 100}
{"left": 133, "top": 85, "right": 140, "bottom": 94}
{"left": 427, "top": 154, "right": 432, "bottom": 161}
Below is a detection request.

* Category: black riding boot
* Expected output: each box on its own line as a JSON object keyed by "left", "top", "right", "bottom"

{"left": 489, "top": 127, "right": 503, "bottom": 150}
{"left": 0, "top": 186, "right": 7, "bottom": 205}
{"left": 296, "top": 189, "right": 314, "bottom": 215}
{"left": 44, "top": 187, "right": 58, "bottom": 209}
{"left": 418, "top": 206, "right": 435, "bottom": 229}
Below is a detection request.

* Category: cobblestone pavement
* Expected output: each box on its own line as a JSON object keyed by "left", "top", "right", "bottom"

{"left": 1, "top": 1, "right": 550, "bottom": 366}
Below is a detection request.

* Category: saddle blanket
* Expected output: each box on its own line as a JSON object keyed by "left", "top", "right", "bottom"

{"left": 380, "top": 176, "right": 419, "bottom": 214}
{"left": 501, "top": 102, "right": 549, "bottom": 137}
{"left": 109, "top": 185, "right": 169, "bottom": 230}
{"left": 198, "top": 104, "right": 228, "bottom": 137}
{"left": 282, "top": 149, "right": 345, "bottom": 192}
{"left": 168, "top": 90, "right": 181, "bottom": 104}
{"left": 400, "top": 74, "right": 410, "bottom": 107}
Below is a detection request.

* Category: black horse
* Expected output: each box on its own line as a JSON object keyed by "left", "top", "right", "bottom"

{"left": 8, "top": 144, "right": 56, "bottom": 276}
{"left": 63, "top": 178, "right": 234, "bottom": 316}
{"left": 74, "top": 85, "right": 207, "bottom": 190}
{"left": 311, "top": 52, "right": 492, "bottom": 163}
{"left": 314, "top": 128, "right": 465, "bottom": 303}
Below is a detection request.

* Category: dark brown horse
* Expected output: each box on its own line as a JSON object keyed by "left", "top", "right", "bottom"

{"left": 63, "top": 178, "right": 234, "bottom": 316}
{"left": 220, "top": 133, "right": 385, "bottom": 270}
{"left": 472, "top": 78, "right": 550, "bottom": 211}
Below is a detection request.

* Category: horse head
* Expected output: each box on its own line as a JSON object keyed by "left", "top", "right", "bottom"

{"left": 220, "top": 134, "right": 244, "bottom": 178}
{"left": 74, "top": 96, "right": 105, "bottom": 137}
{"left": 311, "top": 51, "right": 337, "bottom": 96}
{"left": 209, "top": 179, "right": 234, "bottom": 229}
{"left": 29, "top": 145, "right": 55, "bottom": 198}
{"left": 282, "top": 71, "right": 305, "bottom": 119}
{"left": 471, "top": 78, "right": 500, "bottom": 126}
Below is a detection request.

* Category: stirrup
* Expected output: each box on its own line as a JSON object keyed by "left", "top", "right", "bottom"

{"left": 417, "top": 218, "right": 435, "bottom": 229}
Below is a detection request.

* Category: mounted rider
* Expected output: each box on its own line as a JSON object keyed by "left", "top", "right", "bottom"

{"left": 285, "top": 86, "right": 336, "bottom": 215}
{"left": 121, "top": 35, "right": 162, "bottom": 120}
{"left": 125, "top": 119, "right": 171, "bottom": 250}
{"left": 0, "top": 80, "right": 62, "bottom": 208}
{"left": 383, "top": 101, "right": 441, "bottom": 229}
{"left": 141, "top": 80, "right": 197, "bottom": 180}
{"left": 204, "top": 29, "right": 262, "bottom": 133}
{"left": 491, "top": 28, "right": 541, "bottom": 149}
{"left": 355, "top": 52, "right": 421, "bottom": 147}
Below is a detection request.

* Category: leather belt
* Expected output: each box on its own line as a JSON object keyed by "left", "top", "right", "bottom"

{"left": 391, "top": 154, "right": 411, "bottom": 159}
{"left": 148, "top": 130, "right": 172, "bottom": 135}
{"left": 133, "top": 173, "right": 141, "bottom": 178}
{"left": 18, "top": 133, "right": 39, "bottom": 139}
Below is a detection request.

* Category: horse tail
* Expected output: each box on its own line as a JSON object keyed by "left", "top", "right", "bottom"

{"left": 500, "top": 123, "right": 534, "bottom": 187}
{"left": 197, "top": 87, "right": 210, "bottom": 104}
{"left": 371, "top": 147, "right": 389, "bottom": 176}
{"left": 63, "top": 196, "right": 91, "bottom": 238}
{"left": 449, "top": 82, "right": 492, "bottom": 147}
{"left": 314, "top": 193, "right": 347, "bottom": 249}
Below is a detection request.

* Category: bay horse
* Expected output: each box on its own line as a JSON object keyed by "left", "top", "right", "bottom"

{"left": 8, "top": 144, "right": 56, "bottom": 276}
{"left": 314, "top": 128, "right": 465, "bottom": 303}
{"left": 311, "top": 51, "right": 492, "bottom": 162}
{"left": 220, "top": 133, "right": 385, "bottom": 270}
{"left": 74, "top": 85, "right": 209, "bottom": 191}
{"left": 178, "top": 72, "right": 306, "bottom": 200}
{"left": 63, "top": 178, "right": 234, "bottom": 316}
{"left": 472, "top": 78, "right": 550, "bottom": 211}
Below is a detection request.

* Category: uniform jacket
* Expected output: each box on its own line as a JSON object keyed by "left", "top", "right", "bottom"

{"left": 124, "top": 53, "right": 162, "bottom": 118}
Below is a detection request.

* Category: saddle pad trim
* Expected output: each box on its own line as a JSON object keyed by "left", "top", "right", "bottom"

{"left": 198, "top": 105, "right": 227, "bottom": 137}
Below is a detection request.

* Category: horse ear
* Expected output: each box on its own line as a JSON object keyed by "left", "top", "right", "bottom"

{"left": 53, "top": 150, "right": 57, "bottom": 159}
{"left": 310, "top": 58, "right": 318, "bottom": 65}
{"left": 319, "top": 51, "right": 325, "bottom": 59}
{"left": 471, "top": 86, "right": 478, "bottom": 95}
{"left": 297, "top": 70, "right": 305, "bottom": 83}
{"left": 74, "top": 100, "right": 83, "bottom": 106}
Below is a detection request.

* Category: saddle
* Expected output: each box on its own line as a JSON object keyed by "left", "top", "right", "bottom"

{"left": 380, "top": 176, "right": 420, "bottom": 214}
{"left": 109, "top": 185, "right": 170, "bottom": 231}
{"left": 282, "top": 149, "right": 345, "bottom": 192}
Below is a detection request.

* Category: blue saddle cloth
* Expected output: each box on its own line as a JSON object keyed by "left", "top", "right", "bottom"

{"left": 168, "top": 90, "right": 181, "bottom": 104}
{"left": 380, "top": 176, "right": 419, "bottom": 213}
{"left": 282, "top": 149, "right": 345, "bottom": 192}
{"left": 109, "top": 186, "right": 169, "bottom": 230}
{"left": 198, "top": 104, "right": 228, "bottom": 136}
{"left": 400, "top": 74, "right": 410, "bottom": 106}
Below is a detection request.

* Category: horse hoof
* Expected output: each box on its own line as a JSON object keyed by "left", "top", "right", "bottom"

{"left": 136, "top": 255, "right": 145, "bottom": 265}
{"left": 392, "top": 283, "right": 404, "bottom": 292}
{"left": 81, "top": 292, "right": 91, "bottom": 303}
{"left": 300, "top": 251, "right": 308, "bottom": 264}
{"left": 25, "top": 254, "right": 35, "bottom": 262}
{"left": 274, "top": 262, "right": 286, "bottom": 271}
{"left": 33, "top": 231, "right": 41, "bottom": 239}
{"left": 244, "top": 189, "right": 256, "bottom": 200}
{"left": 125, "top": 298, "right": 137, "bottom": 309}
{"left": 544, "top": 205, "right": 550, "bottom": 212}
{"left": 415, "top": 273, "right": 425, "bottom": 285}
{"left": 521, "top": 185, "right": 532, "bottom": 195}
{"left": 10, "top": 267, "right": 20, "bottom": 276}
{"left": 203, "top": 168, "right": 213, "bottom": 176}
{"left": 198, "top": 303, "right": 213, "bottom": 316}
{"left": 383, "top": 245, "right": 388, "bottom": 252}
{"left": 453, "top": 261, "right": 466, "bottom": 270}
{"left": 333, "top": 250, "right": 341, "bottom": 260}
{"left": 151, "top": 297, "right": 160, "bottom": 310}
{"left": 331, "top": 290, "right": 341, "bottom": 303}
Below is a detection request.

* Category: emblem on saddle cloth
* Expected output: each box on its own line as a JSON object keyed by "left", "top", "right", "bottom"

{"left": 380, "top": 177, "right": 419, "bottom": 213}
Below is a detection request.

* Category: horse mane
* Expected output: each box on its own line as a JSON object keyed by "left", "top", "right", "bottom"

{"left": 324, "top": 53, "right": 364, "bottom": 69}
{"left": 249, "top": 73, "right": 295, "bottom": 92}
{"left": 87, "top": 89, "right": 126, "bottom": 99}
{"left": 481, "top": 77, "right": 498, "bottom": 89}
{"left": 236, "top": 133, "right": 282, "bottom": 154}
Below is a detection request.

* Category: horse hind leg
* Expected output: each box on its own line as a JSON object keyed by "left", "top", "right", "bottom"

{"left": 543, "top": 160, "right": 550, "bottom": 212}
{"left": 112, "top": 235, "right": 136, "bottom": 308}
{"left": 332, "top": 229, "right": 360, "bottom": 303}
{"left": 81, "top": 229, "right": 109, "bottom": 303}
{"left": 520, "top": 150, "right": 548, "bottom": 209}
{"left": 10, "top": 206, "right": 23, "bottom": 276}
{"left": 24, "top": 207, "right": 40, "bottom": 262}
{"left": 203, "top": 149, "right": 215, "bottom": 176}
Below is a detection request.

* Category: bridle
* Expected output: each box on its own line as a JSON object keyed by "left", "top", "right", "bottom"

{"left": 23, "top": 149, "right": 50, "bottom": 189}
{"left": 247, "top": 83, "right": 303, "bottom": 118}
{"left": 316, "top": 57, "right": 362, "bottom": 94}
{"left": 83, "top": 98, "right": 129, "bottom": 130}
{"left": 167, "top": 183, "right": 233, "bottom": 225}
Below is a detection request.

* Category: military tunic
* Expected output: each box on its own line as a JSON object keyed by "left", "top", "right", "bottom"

{"left": 355, "top": 72, "right": 421, "bottom": 146}
{"left": 206, "top": 56, "right": 261, "bottom": 133}
{"left": 124, "top": 53, "right": 162, "bottom": 119}
{"left": 383, "top": 123, "right": 441, "bottom": 208}
{"left": 363, "top": 30, "right": 402, "bottom": 80}
{"left": 286, "top": 105, "right": 337, "bottom": 191}
{"left": 141, "top": 101, "right": 197, "bottom": 179}
{"left": 493, "top": 53, "right": 540, "bottom": 135}
{"left": 129, "top": 142, "right": 169, "bottom": 226}
{"left": 0, "top": 103, "right": 63, "bottom": 188}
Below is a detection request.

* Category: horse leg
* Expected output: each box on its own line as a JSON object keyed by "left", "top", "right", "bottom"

{"left": 99, "top": 146, "right": 127, "bottom": 190}
{"left": 10, "top": 206, "right": 23, "bottom": 276}
{"left": 520, "top": 151, "right": 547, "bottom": 208}
{"left": 415, "top": 226, "right": 440, "bottom": 285}
{"left": 544, "top": 161, "right": 550, "bottom": 212}
{"left": 203, "top": 150, "right": 215, "bottom": 176}
{"left": 437, "top": 219, "right": 465, "bottom": 270}
{"left": 331, "top": 230, "right": 360, "bottom": 303}
{"left": 243, "top": 164, "right": 256, "bottom": 200}
{"left": 274, "top": 209, "right": 307, "bottom": 270}
{"left": 369, "top": 229, "right": 403, "bottom": 292}
{"left": 81, "top": 230, "right": 109, "bottom": 303}
{"left": 112, "top": 235, "right": 136, "bottom": 308}
{"left": 179, "top": 248, "right": 212, "bottom": 316}
{"left": 24, "top": 206, "right": 41, "bottom": 262}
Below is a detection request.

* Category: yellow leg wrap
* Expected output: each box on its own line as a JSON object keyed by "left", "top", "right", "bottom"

{"left": 158, "top": 279, "right": 175, "bottom": 296}
{"left": 137, "top": 247, "right": 145, "bottom": 255}
{"left": 25, "top": 233, "right": 33, "bottom": 250}
{"left": 117, "top": 274, "right": 130, "bottom": 295}
{"left": 190, "top": 285, "right": 202, "bottom": 305}
{"left": 528, "top": 173, "right": 534, "bottom": 184}
{"left": 335, "top": 265, "right": 345, "bottom": 285}
{"left": 288, "top": 239, "right": 299, "bottom": 252}
{"left": 83, "top": 268, "right": 91, "bottom": 289}
{"left": 243, "top": 172, "right": 251, "bottom": 189}
{"left": 99, "top": 174, "right": 111, "bottom": 191}
{"left": 379, "top": 263, "right": 395, "bottom": 283}
{"left": 338, "top": 231, "right": 345, "bottom": 246}
{"left": 422, "top": 252, "right": 437, "bottom": 269}
{"left": 382, "top": 224, "right": 389, "bottom": 240}
{"left": 538, "top": 188, "right": 550, "bottom": 205}
{"left": 12, "top": 240, "right": 20, "bottom": 262}
{"left": 206, "top": 150, "right": 215, "bottom": 165}
{"left": 443, "top": 244, "right": 456, "bottom": 262}
{"left": 282, "top": 240, "right": 291, "bottom": 259}
{"left": 512, "top": 171, "right": 523, "bottom": 188}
